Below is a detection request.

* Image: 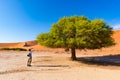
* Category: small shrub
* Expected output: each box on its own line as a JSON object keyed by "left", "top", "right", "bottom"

{"left": 0, "top": 48, "right": 27, "bottom": 51}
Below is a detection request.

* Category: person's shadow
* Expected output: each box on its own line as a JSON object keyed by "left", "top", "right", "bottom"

{"left": 32, "top": 65, "right": 69, "bottom": 67}
{"left": 77, "top": 54, "right": 120, "bottom": 66}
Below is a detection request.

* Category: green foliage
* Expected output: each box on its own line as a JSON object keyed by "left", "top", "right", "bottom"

{"left": 0, "top": 48, "right": 27, "bottom": 51}
{"left": 37, "top": 16, "right": 114, "bottom": 50}
{"left": 37, "top": 15, "right": 115, "bottom": 60}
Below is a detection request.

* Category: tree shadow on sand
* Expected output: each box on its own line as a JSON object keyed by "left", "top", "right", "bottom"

{"left": 77, "top": 54, "right": 120, "bottom": 66}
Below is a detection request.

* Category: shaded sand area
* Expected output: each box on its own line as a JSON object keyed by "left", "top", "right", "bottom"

{"left": 1, "top": 51, "right": 120, "bottom": 80}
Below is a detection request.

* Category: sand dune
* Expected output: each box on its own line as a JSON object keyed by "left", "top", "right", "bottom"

{"left": 0, "top": 30, "right": 120, "bottom": 54}
{"left": 0, "top": 43, "right": 23, "bottom": 48}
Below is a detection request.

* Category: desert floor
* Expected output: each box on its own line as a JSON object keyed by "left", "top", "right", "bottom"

{"left": 1, "top": 51, "right": 120, "bottom": 80}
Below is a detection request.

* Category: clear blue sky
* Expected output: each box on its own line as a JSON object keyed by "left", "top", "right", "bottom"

{"left": 0, "top": 0, "right": 120, "bottom": 42}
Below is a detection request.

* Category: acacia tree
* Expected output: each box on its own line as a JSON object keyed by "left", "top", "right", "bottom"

{"left": 37, "top": 16, "right": 115, "bottom": 60}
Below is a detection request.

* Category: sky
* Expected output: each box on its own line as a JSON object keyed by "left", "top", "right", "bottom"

{"left": 0, "top": 0, "right": 120, "bottom": 42}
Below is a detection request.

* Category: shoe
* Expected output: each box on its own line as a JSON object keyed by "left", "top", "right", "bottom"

{"left": 27, "top": 65, "right": 31, "bottom": 67}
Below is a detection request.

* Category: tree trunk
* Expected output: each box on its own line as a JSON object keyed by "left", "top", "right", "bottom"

{"left": 71, "top": 47, "right": 77, "bottom": 60}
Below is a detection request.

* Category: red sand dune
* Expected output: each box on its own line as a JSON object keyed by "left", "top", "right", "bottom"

{"left": 0, "top": 30, "right": 120, "bottom": 54}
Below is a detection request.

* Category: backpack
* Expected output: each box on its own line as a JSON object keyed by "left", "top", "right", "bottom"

{"left": 27, "top": 54, "right": 30, "bottom": 57}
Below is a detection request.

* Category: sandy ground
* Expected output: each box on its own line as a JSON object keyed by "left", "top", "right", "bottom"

{"left": 1, "top": 51, "right": 120, "bottom": 80}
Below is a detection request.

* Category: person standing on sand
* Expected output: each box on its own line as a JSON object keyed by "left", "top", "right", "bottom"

{"left": 27, "top": 48, "right": 33, "bottom": 66}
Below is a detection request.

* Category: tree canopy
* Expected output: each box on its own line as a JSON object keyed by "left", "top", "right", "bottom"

{"left": 37, "top": 16, "right": 115, "bottom": 60}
